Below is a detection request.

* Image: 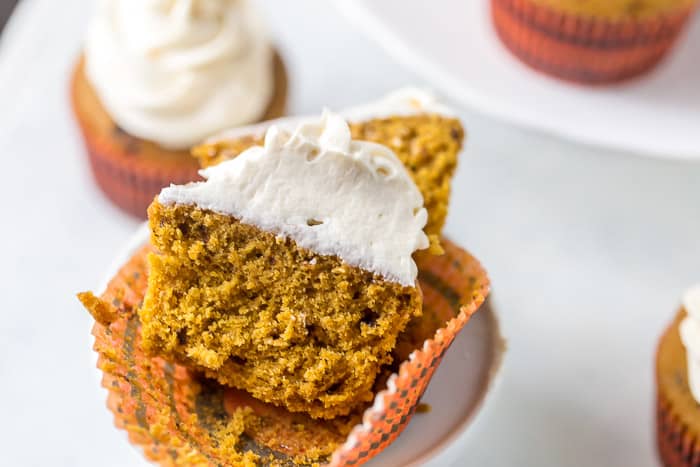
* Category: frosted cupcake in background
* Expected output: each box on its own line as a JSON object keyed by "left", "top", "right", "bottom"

{"left": 71, "top": 0, "right": 287, "bottom": 217}
{"left": 657, "top": 284, "right": 700, "bottom": 466}
{"left": 491, "top": 0, "right": 698, "bottom": 84}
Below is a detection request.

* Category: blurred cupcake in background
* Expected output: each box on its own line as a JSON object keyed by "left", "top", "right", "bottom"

{"left": 657, "top": 284, "right": 700, "bottom": 467}
{"left": 491, "top": 0, "right": 698, "bottom": 84}
{"left": 71, "top": 0, "right": 287, "bottom": 217}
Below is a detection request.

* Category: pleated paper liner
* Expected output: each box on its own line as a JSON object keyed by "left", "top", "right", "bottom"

{"left": 491, "top": 0, "right": 696, "bottom": 84}
{"left": 656, "top": 309, "right": 700, "bottom": 467}
{"left": 81, "top": 238, "right": 490, "bottom": 466}
{"left": 70, "top": 52, "right": 288, "bottom": 219}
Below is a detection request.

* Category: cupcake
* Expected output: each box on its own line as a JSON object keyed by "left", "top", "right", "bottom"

{"left": 78, "top": 103, "right": 492, "bottom": 465}
{"left": 657, "top": 284, "right": 700, "bottom": 466}
{"left": 71, "top": 0, "right": 287, "bottom": 218}
{"left": 491, "top": 0, "right": 698, "bottom": 84}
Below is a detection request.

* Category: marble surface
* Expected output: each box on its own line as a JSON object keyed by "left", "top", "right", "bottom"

{"left": 0, "top": 1, "right": 698, "bottom": 466}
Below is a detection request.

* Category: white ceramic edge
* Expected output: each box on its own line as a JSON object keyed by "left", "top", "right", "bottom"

{"left": 409, "top": 300, "right": 506, "bottom": 467}
{"left": 331, "top": 0, "right": 699, "bottom": 161}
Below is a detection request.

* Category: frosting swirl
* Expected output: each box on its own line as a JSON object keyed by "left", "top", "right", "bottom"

{"left": 680, "top": 284, "right": 700, "bottom": 402}
{"left": 85, "top": 0, "right": 274, "bottom": 149}
{"left": 159, "top": 111, "right": 429, "bottom": 286}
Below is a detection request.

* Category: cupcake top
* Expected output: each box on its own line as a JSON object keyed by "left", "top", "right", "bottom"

{"left": 531, "top": 0, "right": 695, "bottom": 19}
{"left": 159, "top": 111, "right": 429, "bottom": 286}
{"left": 84, "top": 0, "right": 274, "bottom": 150}
{"left": 206, "top": 87, "right": 455, "bottom": 143}
{"left": 680, "top": 284, "right": 700, "bottom": 402}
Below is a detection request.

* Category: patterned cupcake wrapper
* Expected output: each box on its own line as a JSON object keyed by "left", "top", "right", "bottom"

{"left": 81, "top": 130, "right": 201, "bottom": 219}
{"left": 86, "top": 238, "right": 491, "bottom": 466}
{"left": 656, "top": 312, "right": 700, "bottom": 467}
{"left": 491, "top": 0, "right": 695, "bottom": 84}
{"left": 657, "top": 392, "right": 700, "bottom": 467}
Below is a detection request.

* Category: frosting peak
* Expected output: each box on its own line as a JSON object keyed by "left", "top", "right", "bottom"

{"left": 159, "top": 111, "right": 430, "bottom": 286}
{"left": 680, "top": 284, "right": 700, "bottom": 402}
{"left": 85, "top": 0, "right": 273, "bottom": 149}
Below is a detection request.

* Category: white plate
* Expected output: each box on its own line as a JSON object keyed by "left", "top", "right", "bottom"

{"left": 103, "top": 225, "right": 505, "bottom": 466}
{"left": 333, "top": 0, "right": 700, "bottom": 160}
{"left": 369, "top": 299, "right": 504, "bottom": 467}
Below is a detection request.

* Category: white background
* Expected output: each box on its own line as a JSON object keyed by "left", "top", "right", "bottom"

{"left": 0, "top": 1, "right": 698, "bottom": 466}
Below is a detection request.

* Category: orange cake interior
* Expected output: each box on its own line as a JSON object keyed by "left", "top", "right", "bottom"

{"left": 141, "top": 200, "right": 422, "bottom": 419}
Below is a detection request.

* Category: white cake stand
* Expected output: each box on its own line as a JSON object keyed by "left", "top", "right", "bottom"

{"left": 333, "top": 0, "right": 700, "bottom": 160}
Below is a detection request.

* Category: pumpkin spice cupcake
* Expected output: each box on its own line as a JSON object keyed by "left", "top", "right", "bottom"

{"left": 657, "top": 284, "right": 700, "bottom": 466}
{"left": 491, "top": 0, "right": 698, "bottom": 84}
{"left": 140, "top": 111, "right": 430, "bottom": 419}
{"left": 78, "top": 103, "right": 492, "bottom": 466}
{"left": 71, "top": 0, "right": 287, "bottom": 218}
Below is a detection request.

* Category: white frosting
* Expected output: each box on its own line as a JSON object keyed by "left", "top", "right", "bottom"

{"left": 680, "top": 284, "right": 700, "bottom": 403}
{"left": 159, "top": 111, "right": 429, "bottom": 286}
{"left": 206, "top": 87, "right": 455, "bottom": 144}
{"left": 85, "top": 0, "right": 274, "bottom": 150}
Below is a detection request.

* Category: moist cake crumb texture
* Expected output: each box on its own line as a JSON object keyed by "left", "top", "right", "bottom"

{"left": 140, "top": 201, "right": 422, "bottom": 418}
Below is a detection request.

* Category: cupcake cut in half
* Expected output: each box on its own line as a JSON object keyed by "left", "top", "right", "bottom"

{"left": 193, "top": 88, "right": 464, "bottom": 241}
{"left": 76, "top": 95, "right": 492, "bottom": 465}
{"left": 140, "top": 111, "right": 430, "bottom": 419}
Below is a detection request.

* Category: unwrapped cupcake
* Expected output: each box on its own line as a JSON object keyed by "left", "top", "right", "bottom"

{"left": 71, "top": 0, "right": 287, "bottom": 217}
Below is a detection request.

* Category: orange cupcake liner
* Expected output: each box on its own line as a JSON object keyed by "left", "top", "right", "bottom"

{"left": 657, "top": 393, "right": 700, "bottom": 467}
{"left": 84, "top": 237, "right": 490, "bottom": 466}
{"left": 81, "top": 129, "right": 202, "bottom": 219}
{"left": 656, "top": 311, "right": 700, "bottom": 467}
{"left": 491, "top": 0, "right": 695, "bottom": 84}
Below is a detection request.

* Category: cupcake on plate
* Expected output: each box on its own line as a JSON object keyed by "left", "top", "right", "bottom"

{"left": 71, "top": 0, "right": 287, "bottom": 218}
{"left": 77, "top": 102, "right": 492, "bottom": 466}
{"left": 657, "top": 284, "right": 700, "bottom": 466}
{"left": 491, "top": 0, "right": 698, "bottom": 84}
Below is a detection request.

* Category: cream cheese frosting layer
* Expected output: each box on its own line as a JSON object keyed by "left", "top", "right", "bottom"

{"left": 85, "top": 0, "right": 274, "bottom": 150}
{"left": 159, "top": 111, "right": 430, "bottom": 286}
{"left": 206, "top": 87, "right": 455, "bottom": 144}
{"left": 680, "top": 284, "right": 700, "bottom": 403}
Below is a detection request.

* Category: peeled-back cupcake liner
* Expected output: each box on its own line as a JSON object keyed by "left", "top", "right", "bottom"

{"left": 70, "top": 52, "right": 288, "bottom": 219}
{"left": 491, "top": 0, "right": 695, "bottom": 84}
{"left": 81, "top": 236, "right": 490, "bottom": 466}
{"left": 656, "top": 310, "right": 700, "bottom": 467}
